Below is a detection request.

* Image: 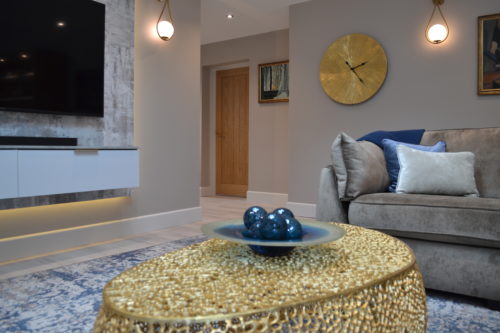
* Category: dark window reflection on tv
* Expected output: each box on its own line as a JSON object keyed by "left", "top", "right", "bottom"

{"left": 0, "top": 0, "right": 105, "bottom": 117}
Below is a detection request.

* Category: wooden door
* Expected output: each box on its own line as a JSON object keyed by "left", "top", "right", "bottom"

{"left": 216, "top": 67, "right": 249, "bottom": 197}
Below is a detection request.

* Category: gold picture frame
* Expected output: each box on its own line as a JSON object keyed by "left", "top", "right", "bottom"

{"left": 258, "top": 60, "right": 289, "bottom": 103}
{"left": 478, "top": 13, "right": 500, "bottom": 95}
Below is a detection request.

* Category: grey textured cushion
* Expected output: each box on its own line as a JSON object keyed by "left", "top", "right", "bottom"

{"left": 349, "top": 193, "right": 500, "bottom": 248}
{"left": 420, "top": 127, "right": 500, "bottom": 198}
{"left": 396, "top": 146, "right": 479, "bottom": 197}
{"left": 331, "top": 132, "right": 389, "bottom": 200}
{"left": 331, "top": 134, "right": 348, "bottom": 198}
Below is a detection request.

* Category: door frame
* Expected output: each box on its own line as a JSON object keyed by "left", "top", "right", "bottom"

{"left": 207, "top": 61, "right": 249, "bottom": 197}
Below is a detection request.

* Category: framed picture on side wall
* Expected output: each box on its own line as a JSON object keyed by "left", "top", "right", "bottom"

{"left": 258, "top": 61, "right": 289, "bottom": 103}
{"left": 478, "top": 13, "right": 500, "bottom": 95}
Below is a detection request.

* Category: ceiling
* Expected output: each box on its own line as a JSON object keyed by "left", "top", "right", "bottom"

{"left": 201, "top": 0, "right": 310, "bottom": 45}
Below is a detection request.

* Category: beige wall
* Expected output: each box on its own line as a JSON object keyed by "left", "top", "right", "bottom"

{"left": 0, "top": 0, "right": 201, "bottom": 238}
{"left": 289, "top": 0, "right": 500, "bottom": 204}
{"left": 134, "top": 0, "right": 201, "bottom": 215}
{"left": 201, "top": 30, "right": 289, "bottom": 195}
{"left": 200, "top": 66, "right": 211, "bottom": 188}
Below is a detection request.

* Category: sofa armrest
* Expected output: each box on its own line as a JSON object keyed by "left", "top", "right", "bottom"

{"left": 316, "top": 165, "right": 348, "bottom": 223}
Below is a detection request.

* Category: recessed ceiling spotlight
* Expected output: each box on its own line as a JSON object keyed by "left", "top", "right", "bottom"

{"left": 226, "top": 13, "right": 234, "bottom": 19}
{"left": 56, "top": 21, "right": 66, "bottom": 27}
{"left": 0, "top": 58, "right": 5, "bottom": 63}
{"left": 20, "top": 53, "right": 29, "bottom": 59}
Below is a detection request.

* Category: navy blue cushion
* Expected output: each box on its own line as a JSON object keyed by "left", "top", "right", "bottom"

{"left": 382, "top": 138, "right": 446, "bottom": 192}
{"left": 357, "top": 129, "right": 425, "bottom": 148}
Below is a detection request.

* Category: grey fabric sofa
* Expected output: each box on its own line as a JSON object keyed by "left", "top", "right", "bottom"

{"left": 317, "top": 127, "right": 500, "bottom": 301}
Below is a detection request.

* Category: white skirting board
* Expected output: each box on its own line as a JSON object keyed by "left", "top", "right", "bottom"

{"left": 286, "top": 202, "right": 317, "bottom": 218}
{"left": 0, "top": 206, "right": 202, "bottom": 263}
{"left": 246, "top": 191, "right": 288, "bottom": 206}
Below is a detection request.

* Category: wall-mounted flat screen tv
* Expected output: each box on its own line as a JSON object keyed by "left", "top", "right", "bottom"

{"left": 0, "top": 0, "right": 105, "bottom": 117}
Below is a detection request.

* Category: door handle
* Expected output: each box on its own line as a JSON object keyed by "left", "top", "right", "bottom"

{"left": 216, "top": 132, "right": 225, "bottom": 139}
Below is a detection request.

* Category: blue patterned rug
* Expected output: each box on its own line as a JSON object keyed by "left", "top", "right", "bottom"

{"left": 1, "top": 235, "right": 499, "bottom": 332}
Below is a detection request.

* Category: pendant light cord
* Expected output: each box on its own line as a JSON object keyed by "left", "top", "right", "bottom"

{"left": 426, "top": 2, "right": 449, "bottom": 35}
{"left": 157, "top": 0, "right": 174, "bottom": 27}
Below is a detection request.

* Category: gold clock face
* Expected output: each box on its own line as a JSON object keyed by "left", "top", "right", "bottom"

{"left": 320, "top": 34, "right": 388, "bottom": 105}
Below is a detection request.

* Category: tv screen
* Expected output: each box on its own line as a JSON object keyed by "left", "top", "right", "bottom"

{"left": 0, "top": 0, "right": 105, "bottom": 117}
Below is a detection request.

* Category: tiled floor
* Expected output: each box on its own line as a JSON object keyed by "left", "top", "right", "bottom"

{"left": 0, "top": 196, "right": 282, "bottom": 280}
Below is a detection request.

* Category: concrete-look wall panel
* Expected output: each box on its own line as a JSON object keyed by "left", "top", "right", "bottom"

{"left": 289, "top": 0, "right": 500, "bottom": 204}
{"left": 202, "top": 30, "right": 289, "bottom": 194}
{"left": 0, "top": 0, "right": 134, "bottom": 147}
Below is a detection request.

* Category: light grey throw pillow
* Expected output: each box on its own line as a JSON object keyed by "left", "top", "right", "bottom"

{"left": 396, "top": 145, "right": 479, "bottom": 197}
{"left": 331, "top": 132, "right": 389, "bottom": 200}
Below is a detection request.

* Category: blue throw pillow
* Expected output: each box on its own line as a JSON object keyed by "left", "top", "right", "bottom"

{"left": 382, "top": 138, "right": 446, "bottom": 192}
{"left": 357, "top": 129, "right": 425, "bottom": 148}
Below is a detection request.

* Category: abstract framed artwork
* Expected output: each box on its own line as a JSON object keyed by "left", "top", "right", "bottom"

{"left": 258, "top": 60, "right": 289, "bottom": 103}
{"left": 478, "top": 13, "right": 500, "bottom": 95}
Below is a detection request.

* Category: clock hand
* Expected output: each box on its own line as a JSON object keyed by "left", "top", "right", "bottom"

{"left": 351, "top": 69, "right": 366, "bottom": 86}
{"left": 352, "top": 61, "right": 368, "bottom": 70}
{"left": 345, "top": 59, "right": 366, "bottom": 85}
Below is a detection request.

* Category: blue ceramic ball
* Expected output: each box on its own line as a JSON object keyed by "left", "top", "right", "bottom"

{"left": 285, "top": 217, "right": 303, "bottom": 240}
{"left": 243, "top": 206, "right": 267, "bottom": 229}
{"left": 242, "top": 220, "right": 263, "bottom": 239}
{"left": 273, "top": 207, "right": 295, "bottom": 219}
{"left": 260, "top": 213, "right": 287, "bottom": 240}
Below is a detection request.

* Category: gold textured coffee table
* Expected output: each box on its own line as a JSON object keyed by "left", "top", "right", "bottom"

{"left": 93, "top": 223, "right": 427, "bottom": 332}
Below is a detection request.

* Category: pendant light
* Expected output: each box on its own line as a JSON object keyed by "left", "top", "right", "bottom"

{"left": 156, "top": 0, "right": 174, "bottom": 41}
{"left": 425, "top": 0, "right": 449, "bottom": 44}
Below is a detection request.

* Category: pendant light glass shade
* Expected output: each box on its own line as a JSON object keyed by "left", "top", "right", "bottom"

{"left": 157, "top": 0, "right": 174, "bottom": 41}
{"left": 425, "top": 0, "right": 449, "bottom": 44}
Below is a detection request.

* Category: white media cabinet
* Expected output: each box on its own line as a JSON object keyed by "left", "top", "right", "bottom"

{"left": 0, "top": 147, "right": 139, "bottom": 199}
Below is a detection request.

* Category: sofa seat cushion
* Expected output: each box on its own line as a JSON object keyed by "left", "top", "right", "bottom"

{"left": 349, "top": 193, "right": 500, "bottom": 248}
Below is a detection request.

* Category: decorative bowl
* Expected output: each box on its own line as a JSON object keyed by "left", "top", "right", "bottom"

{"left": 201, "top": 219, "right": 345, "bottom": 256}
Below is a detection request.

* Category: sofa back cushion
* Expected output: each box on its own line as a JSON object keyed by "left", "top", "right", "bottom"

{"left": 420, "top": 127, "right": 500, "bottom": 198}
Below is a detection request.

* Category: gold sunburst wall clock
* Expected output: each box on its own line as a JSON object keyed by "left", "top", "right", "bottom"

{"left": 320, "top": 33, "right": 388, "bottom": 105}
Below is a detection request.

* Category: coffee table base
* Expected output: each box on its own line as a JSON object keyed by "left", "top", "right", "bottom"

{"left": 93, "top": 265, "right": 426, "bottom": 332}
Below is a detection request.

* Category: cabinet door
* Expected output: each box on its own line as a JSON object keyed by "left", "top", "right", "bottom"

{"left": 73, "top": 150, "right": 139, "bottom": 191}
{"left": 0, "top": 151, "right": 18, "bottom": 199}
{"left": 18, "top": 149, "right": 139, "bottom": 197}
{"left": 95, "top": 150, "right": 139, "bottom": 190}
{"left": 18, "top": 150, "right": 76, "bottom": 197}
